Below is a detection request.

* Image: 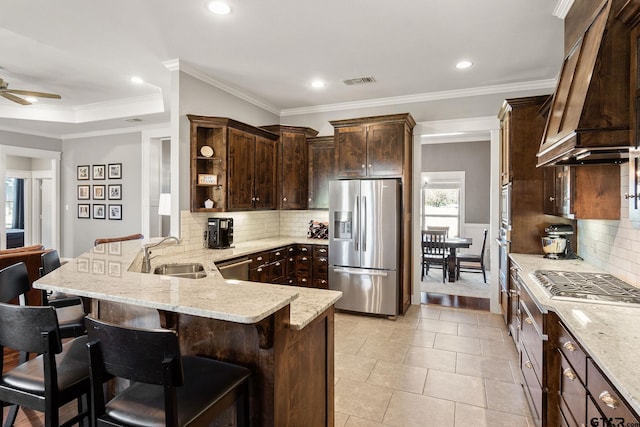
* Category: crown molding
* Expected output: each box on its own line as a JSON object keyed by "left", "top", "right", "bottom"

{"left": 553, "top": 0, "right": 574, "bottom": 19}
{"left": 163, "top": 58, "right": 281, "bottom": 115}
{"left": 62, "top": 122, "right": 170, "bottom": 140}
{"left": 280, "top": 79, "right": 557, "bottom": 117}
{"left": 0, "top": 124, "right": 61, "bottom": 140}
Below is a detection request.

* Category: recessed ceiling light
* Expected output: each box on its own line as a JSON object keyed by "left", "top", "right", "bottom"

{"left": 208, "top": 1, "right": 231, "bottom": 15}
{"left": 456, "top": 60, "right": 473, "bottom": 69}
{"left": 130, "top": 76, "right": 144, "bottom": 84}
{"left": 25, "top": 97, "right": 38, "bottom": 103}
{"left": 311, "top": 80, "right": 325, "bottom": 88}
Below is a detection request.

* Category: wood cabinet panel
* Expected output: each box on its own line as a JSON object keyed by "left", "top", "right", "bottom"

{"left": 228, "top": 128, "right": 255, "bottom": 210}
{"left": 335, "top": 126, "right": 367, "bottom": 177}
{"left": 254, "top": 136, "right": 277, "bottom": 209}
{"left": 261, "top": 125, "right": 318, "bottom": 210}
{"left": 587, "top": 359, "right": 640, "bottom": 426}
{"left": 366, "top": 123, "right": 404, "bottom": 176}
{"left": 308, "top": 136, "right": 335, "bottom": 210}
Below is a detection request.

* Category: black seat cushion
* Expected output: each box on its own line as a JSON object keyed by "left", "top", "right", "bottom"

{"left": 105, "top": 356, "right": 250, "bottom": 427}
{"left": 1, "top": 335, "right": 88, "bottom": 394}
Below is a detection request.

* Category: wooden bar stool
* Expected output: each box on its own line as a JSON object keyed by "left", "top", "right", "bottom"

{"left": 86, "top": 317, "right": 251, "bottom": 427}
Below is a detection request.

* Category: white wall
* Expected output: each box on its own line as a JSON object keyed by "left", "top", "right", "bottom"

{"left": 61, "top": 132, "right": 143, "bottom": 257}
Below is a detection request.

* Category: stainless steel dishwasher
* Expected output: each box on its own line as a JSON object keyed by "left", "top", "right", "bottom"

{"left": 215, "top": 256, "right": 251, "bottom": 280}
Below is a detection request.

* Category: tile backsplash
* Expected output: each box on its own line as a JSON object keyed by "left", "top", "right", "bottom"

{"left": 180, "top": 210, "right": 329, "bottom": 248}
{"left": 578, "top": 163, "right": 640, "bottom": 286}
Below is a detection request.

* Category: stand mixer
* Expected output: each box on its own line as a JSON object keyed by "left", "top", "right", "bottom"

{"left": 541, "top": 224, "right": 579, "bottom": 259}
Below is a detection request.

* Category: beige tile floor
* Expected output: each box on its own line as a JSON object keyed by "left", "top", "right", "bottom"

{"left": 334, "top": 304, "right": 534, "bottom": 427}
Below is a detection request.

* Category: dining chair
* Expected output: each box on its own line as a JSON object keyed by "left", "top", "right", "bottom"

{"left": 421, "top": 230, "right": 448, "bottom": 283}
{"left": 86, "top": 317, "right": 252, "bottom": 427}
{"left": 94, "top": 233, "right": 144, "bottom": 246}
{"left": 426, "top": 225, "right": 450, "bottom": 237}
{"left": 0, "top": 301, "right": 90, "bottom": 427}
{"left": 39, "top": 250, "right": 88, "bottom": 338}
{"left": 456, "top": 229, "right": 488, "bottom": 283}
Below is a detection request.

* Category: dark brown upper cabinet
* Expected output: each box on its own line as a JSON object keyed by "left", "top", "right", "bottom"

{"left": 187, "top": 115, "right": 278, "bottom": 212}
{"left": 330, "top": 114, "right": 416, "bottom": 178}
{"left": 261, "top": 125, "right": 318, "bottom": 210}
{"left": 307, "top": 136, "right": 335, "bottom": 210}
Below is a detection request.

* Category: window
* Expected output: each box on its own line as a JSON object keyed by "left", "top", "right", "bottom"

{"left": 5, "top": 178, "right": 16, "bottom": 228}
{"left": 5, "top": 178, "right": 24, "bottom": 229}
{"left": 422, "top": 173, "right": 464, "bottom": 237}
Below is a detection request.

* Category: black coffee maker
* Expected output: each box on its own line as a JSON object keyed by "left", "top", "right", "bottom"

{"left": 208, "top": 217, "right": 233, "bottom": 249}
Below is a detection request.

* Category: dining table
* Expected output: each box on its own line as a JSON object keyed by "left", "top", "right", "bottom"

{"left": 444, "top": 237, "right": 473, "bottom": 282}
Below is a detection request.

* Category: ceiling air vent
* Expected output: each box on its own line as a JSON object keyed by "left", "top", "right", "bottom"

{"left": 342, "top": 76, "right": 376, "bottom": 86}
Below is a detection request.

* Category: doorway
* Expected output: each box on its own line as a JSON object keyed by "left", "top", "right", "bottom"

{"left": 0, "top": 146, "right": 60, "bottom": 250}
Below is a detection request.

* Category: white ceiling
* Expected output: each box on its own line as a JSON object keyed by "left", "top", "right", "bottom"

{"left": 0, "top": 0, "right": 565, "bottom": 138}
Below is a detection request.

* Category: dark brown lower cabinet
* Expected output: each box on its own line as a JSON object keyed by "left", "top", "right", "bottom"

{"left": 246, "top": 243, "right": 329, "bottom": 288}
{"left": 547, "top": 313, "right": 640, "bottom": 427}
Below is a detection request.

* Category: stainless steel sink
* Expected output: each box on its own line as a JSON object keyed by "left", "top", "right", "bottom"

{"left": 153, "top": 263, "right": 206, "bottom": 279}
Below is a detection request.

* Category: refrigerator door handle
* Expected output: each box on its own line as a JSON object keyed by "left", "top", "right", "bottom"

{"left": 354, "top": 196, "right": 360, "bottom": 251}
{"left": 332, "top": 267, "right": 388, "bottom": 277}
{"left": 362, "top": 196, "right": 367, "bottom": 252}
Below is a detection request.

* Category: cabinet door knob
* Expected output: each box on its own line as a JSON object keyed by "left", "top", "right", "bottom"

{"left": 524, "top": 360, "right": 533, "bottom": 369}
{"left": 255, "top": 197, "right": 260, "bottom": 202}
{"left": 361, "top": 164, "right": 366, "bottom": 168}
{"left": 563, "top": 341, "right": 576, "bottom": 352}
{"left": 549, "top": 197, "right": 555, "bottom": 201}
{"left": 625, "top": 193, "right": 637, "bottom": 199}
{"left": 563, "top": 368, "right": 576, "bottom": 381}
{"left": 283, "top": 197, "right": 287, "bottom": 201}
{"left": 599, "top": 391, "right": 619, "bottom": 409}
{"left": 368, "top": 164, "right": 372, "bottom": 168}
{"left": 525, "top": 317, "right": 533, "bottom": 325}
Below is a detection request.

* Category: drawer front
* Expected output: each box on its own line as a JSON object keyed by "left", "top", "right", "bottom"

{"left": 557, "top": 321, "right": 587, "bottom": 381}
{"left": 313, "top": 278, "right": 329, "bottom": 289}
{"left": 296, "top": 276, "right": 311, "bottom": 287}
{"left": 249, "top": 265, "right": 269, "bottom": 282}
{"left": 313, "top": 254, "right": 329, "bottom": 277}
{"left": 558, "top": 350, "right": 586, "bottom": 426}
{"left": 520, "top": 300, "right": 543, "bottom": 379}
{"left": 249, "top": 250, "right": 270, "bottom": 268}
{"left": 587, "top": 359, "right": 640, "bottom": 425}
{"left": 297, "top": 254, "right": 312, "bottom": 273}
{"left": 270, "top": 247, "right": 286, "bottom": 262}
{"left": 521, "top": 344, "right": 543, "bottom": 421}
{"left": 313, "top": 245, "right": 328, "bottom": 257}
{"left": 519, "top": 283, "right": 544, "bottom": 333}
{"left": 297, "top": 244, "right": 312, "bottom": 256}
{"left": 587, "top": 394, "right": 605, "bottom": 427}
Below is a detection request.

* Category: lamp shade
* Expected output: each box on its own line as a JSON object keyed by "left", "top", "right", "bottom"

{"left": 158, "top": 193, "right": 171, "bottom": 216}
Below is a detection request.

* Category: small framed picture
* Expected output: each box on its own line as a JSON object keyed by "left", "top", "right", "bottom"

{"left": 78, "top": 185, "right": 90, "bottom": 200}
{"left": 78, "top": 204, "right": 90, "bottom": 218}
{"left": 77, "top": 165, "right": 90, "bottom": 180}
{"left": 93, "top": 204, "right": 106, "bottom": 219}
{"left": 108, "top": 163, "right": 122, "bottom": 179}
{"left": 108, "top": 204, "right": 122, "bottom": 220}
{"left": 93, "top": 244, "right": 105, "bottom": 254}
{"left": 92, "top": 164, "right": 106, "bottom": 180}
{"left": 108, "top": 184, "right": 122, "bottom": 200}
{"left": 93, "top": 185, "right": 105, "bottom": 200}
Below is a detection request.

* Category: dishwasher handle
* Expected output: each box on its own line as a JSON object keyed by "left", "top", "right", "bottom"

{"left": 217, "top": 258, "right": 252, "bottom": 270}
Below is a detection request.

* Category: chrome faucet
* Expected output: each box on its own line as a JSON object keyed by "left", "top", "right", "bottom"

{"left": 141, "top": 236, "right": 180, "bottom": 273}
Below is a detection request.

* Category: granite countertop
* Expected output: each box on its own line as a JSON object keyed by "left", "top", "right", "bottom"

{"left": 33, "top": 237, "right": 339, "bottom": 330}
{"left": 510, "top": 253, "right": 640, "bottom": 415}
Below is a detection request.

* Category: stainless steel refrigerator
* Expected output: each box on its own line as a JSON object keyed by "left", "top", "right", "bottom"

{"left": 329, "top": 179, "right": 400, "bottom": 316}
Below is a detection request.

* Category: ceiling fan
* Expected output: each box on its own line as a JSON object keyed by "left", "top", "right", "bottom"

{"left": 0, "top": 77, "right": 61, "bottom": 105}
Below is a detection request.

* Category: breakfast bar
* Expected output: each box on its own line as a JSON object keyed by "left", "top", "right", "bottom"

{"left": 34, "top": 238, "right": 342, "bottom": 427}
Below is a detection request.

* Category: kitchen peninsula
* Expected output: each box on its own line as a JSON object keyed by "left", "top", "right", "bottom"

{"left": 34, "top": 238, "right": 342, "bottom": 427}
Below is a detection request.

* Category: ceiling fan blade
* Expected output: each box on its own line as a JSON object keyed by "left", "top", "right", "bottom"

{"left": 8, "top": 89, "right": 61, "bottom": 99}
{"left": 0, "top": 92, "right": 31, "bottom": 105}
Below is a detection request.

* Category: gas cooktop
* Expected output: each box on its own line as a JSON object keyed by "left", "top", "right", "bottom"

{"left": 532, "top": 270, "right": 640, "bottom": 305}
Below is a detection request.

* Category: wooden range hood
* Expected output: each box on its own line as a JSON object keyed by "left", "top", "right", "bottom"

{"left": 537, "top": 0, "right": 630, "bottom": 167}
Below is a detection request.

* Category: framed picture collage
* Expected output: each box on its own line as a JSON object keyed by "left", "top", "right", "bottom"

{"left": 77, "top": 163, "right": 123, "bottom": 220}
